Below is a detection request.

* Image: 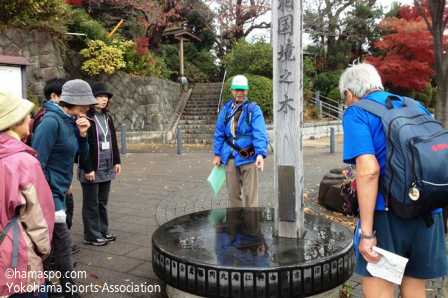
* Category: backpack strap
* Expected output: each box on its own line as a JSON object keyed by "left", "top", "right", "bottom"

{"left": 352, "top": 98, "right": 389, "bottom": 118}
{"left": 0, "top": 215, "right": 19, "bottom": 268}
{"left": 241, "top": 102, "right": 257, "bottom": 136}
{"left": 402, "top": 97, "right": 419, "bottom": 109}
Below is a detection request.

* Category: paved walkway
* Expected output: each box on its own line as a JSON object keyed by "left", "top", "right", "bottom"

{"left": 67, "top": 137, "right": 446, "bottom": 297}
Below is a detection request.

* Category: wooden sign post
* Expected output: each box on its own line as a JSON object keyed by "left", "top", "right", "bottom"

{"left": 272, "top": 0, "right": 305, "bottom": 238}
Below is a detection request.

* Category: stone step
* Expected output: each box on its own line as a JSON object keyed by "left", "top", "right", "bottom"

{"left": 187, "top": 97, "right": 220, "bottom": 102}
{"left": 183, "top": 110, "right": 218, "bottom": 116}
{"left": 181, "top": 139, "right": 213, "bottom": 144}
{"left": 193, "top": 85, "right": 222, "bottom": 91}
{"left": 179, "top": 119, "right": 217, "bottom": 125}
{"left": 181, "top": 115, "right": 217, "bottom": 121}
{"left": 182, "top": 128, "right": 215, "bottom": 134}
{"left": 185, "top": 104, "right": 219, "bottom": 109}
{"left": 190, "top": 93, "right": 221, "bottom": 98}
{"left": 181, "top": 134, "right": 214, "bottom": 139}
{"left": 179, "top": 124, "right": 215, "bottom": 130}
{"left": 191, "top": 89, "right": 222, "bottom": 93}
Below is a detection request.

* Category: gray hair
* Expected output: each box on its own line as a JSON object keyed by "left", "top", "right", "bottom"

{"left": 339, "top": 63, "right": 384, "bottom": 99}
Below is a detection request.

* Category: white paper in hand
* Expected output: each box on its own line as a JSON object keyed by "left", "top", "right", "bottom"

{"left": 366, "top": 246, "right": 409, "bottom": 285}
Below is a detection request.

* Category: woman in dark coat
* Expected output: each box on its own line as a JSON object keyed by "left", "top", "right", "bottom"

{"left": 78, "top": 82, "right": 121, "bottom": 246}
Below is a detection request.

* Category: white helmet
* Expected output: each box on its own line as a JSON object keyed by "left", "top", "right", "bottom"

{"left": 231, "top": 75, "right": 249, "bottom": 90}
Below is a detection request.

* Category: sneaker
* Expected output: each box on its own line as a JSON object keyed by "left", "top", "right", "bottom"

{"left": 84, "top": 238, "right": 108, "bottom": 246}
{"left": 72, "top": 244, "right": 80, "bottom": 254}
{"left": 103, "top": 232, "right": 117, "bottom": 241}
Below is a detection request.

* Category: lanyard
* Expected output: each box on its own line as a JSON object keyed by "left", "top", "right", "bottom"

{"left": 94, "top": 114, "right": 109, "bottom": 142}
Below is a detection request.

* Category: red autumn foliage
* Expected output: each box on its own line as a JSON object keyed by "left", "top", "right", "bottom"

{"left": 134, "top": 45, "right": 149, "bottom": 56}
{"left": 136, "top": 37, "right": 149, "bottom": 47}
{"left": 366, "top": 4, "right": 446, "bottom": 91}
{"left": 65, "top": 0, "right": 84, "bottom": 5}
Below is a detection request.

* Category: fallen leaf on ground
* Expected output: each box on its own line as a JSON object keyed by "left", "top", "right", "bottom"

{"left": 90, "top": 273, "right": 98, "bottom": 279}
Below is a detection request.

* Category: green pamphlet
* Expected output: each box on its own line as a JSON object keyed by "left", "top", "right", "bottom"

{"left": 208, "top": 165, "right": 226, "bottom": 196}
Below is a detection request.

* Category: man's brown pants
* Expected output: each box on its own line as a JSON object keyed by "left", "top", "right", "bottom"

{"left": 225, "top": 158, "right": 258, "bottom": 207}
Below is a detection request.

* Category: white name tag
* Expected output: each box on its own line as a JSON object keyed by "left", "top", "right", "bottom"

{"left": 101, "top": 142, "right": 110, "bottom": 150}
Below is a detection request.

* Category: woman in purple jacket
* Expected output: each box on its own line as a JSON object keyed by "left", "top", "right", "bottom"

{"left": 78, "top": 83, "right": 121, "bottom": 246}
{"left": 0, "top": 92, "right": 55, "bottom": 297}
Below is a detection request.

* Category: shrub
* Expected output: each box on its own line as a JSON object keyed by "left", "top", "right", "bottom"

{"left": 80, "top": 39, "right": 133, "bottom": 75}
{"left": 1, "top": 0, "right": 68, "bottom": 34}
{"left": 222, "top": 74, "right": 273, "bottom": 119}
{"left": 124, "top": 45, "right": 170, "bottom": 79}
{"left": 415, "top": 92, "right": 429, "bottom": 107}
{"left": 327, "top": 87, "right": 342, "bottom": 104}
{"left": 66, "top": 8, "right": 109, "bottom": 50}
{"left": 304, "top": 56, "right": 317, "bottom": 101}
{"left": 223, "top": 38, "right": 273, "bottom": 78}
{"left": 185, "top": 62, "right": 211, "bottom": 83}
{"left": 313, "top": 70, "right": 343, "bottom": 96}
{"left": 27, "top": 91, "right": 41, "bottom": 113}
{"left": 160, "top": 44, "right": 218, "bottom": 82}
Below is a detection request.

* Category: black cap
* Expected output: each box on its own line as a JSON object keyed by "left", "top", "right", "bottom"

{"left": 91, "top": 82, "right": 113, "bottom": 99}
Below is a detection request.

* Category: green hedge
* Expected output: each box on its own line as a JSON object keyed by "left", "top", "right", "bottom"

{"left": 222, "top": 74, "right": 273, "bottom": 119}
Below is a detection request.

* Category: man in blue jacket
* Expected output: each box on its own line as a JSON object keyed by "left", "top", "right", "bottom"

{"left": 212, "top": 75, "right": 268, "bottom": 207}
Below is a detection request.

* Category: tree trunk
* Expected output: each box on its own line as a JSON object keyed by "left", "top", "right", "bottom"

{"left": 427, "top": 0, "right": 448, "bottom": 127}
{"left": 147, "top": 24, "right": 166, "bottom": 53}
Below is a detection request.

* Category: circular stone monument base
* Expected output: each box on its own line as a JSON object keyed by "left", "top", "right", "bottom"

{"left": 166, "top": 284, "right": 342, "bottom": 298}
{"left": 152, "top": 208, "right": 354, "bottom": 297}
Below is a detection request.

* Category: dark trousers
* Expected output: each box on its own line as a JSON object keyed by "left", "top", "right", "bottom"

{"left": 65, "top": 193, "right": 74, "bottom": 229}
{"left": 81, "top": 181, "right": 111, "bottom": 240}
{"left": 44, "top": 223, "right": 79, "bottom": 298}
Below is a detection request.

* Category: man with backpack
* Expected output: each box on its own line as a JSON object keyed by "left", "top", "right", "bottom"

{"left": 340, "top": 63, "right": 447, "bottom": 297}
{"left": 212, "top": 75, "right": 268, "bottom": 207}
{"left": 27, "top": 78, "right": 68, "bottom": 145}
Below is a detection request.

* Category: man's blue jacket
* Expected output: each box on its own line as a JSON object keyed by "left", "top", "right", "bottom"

{"left": 213, "top": 98, "right": 268, "bottom": 166}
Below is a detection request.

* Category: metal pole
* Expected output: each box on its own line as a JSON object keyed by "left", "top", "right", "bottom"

{"left": 315, "top": 91, "right": 322, "bottom": 119}
{"left": 338, "top": 103, "right": 344, "bottom": 120}
{"left": 121, "top": 123, "right": 126, "bottom": 155}
{"left": 177, "top": 125, "right": 182, "bottom": 155}
{"left": 330, "top": 127, "right": 335, "bottom": 154}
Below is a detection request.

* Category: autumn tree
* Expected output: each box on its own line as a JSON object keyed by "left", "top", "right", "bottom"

{"left": 77, "top": 0, "right": 195, "bottom": 52}
{"left": 366, "top": 5, "right": 436, "bottom": 91}
{"left": 304, "top": 0, "right": 383, "bottom": 70}
{"left": 197, "top": 0, "right": 271, "bottom": 58}
{"left": 413, "top": 0, "right": 448, "bottom": 127}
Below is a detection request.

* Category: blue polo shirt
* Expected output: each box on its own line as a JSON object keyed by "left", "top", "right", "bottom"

{"left": 342, "top": 91, "right": 441, "bottom": 213}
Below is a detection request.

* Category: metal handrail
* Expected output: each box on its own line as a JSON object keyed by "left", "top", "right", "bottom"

{"left": 311, "top": 91, "right": 341, "bottom": 106}
{"left": 310, "top": 90, "right": 346, "bottom": 120}
{"left": 217, "top": 69, "right": 227, "bottom": 114}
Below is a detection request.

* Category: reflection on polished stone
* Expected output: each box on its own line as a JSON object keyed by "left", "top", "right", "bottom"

{"left": 152, "top": 208, "right": 354, "bottom": 297}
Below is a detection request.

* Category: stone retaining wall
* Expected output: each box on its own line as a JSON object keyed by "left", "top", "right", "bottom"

{"left": 266, "top": 120, "right": 343, "bottom": 142}
{"left": 0, "top": 28, "right": 183, "bottom": 134}
{"left": 0, "top": 28, "right": 66, "bottom": 96}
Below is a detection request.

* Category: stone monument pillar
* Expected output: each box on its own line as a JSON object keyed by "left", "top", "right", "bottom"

{"left": 273, "top": 0, "right": 305, "bottom": 238}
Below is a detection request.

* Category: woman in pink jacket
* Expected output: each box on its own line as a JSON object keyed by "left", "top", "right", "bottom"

{"left": 0, "top": 92, "right": 55, "bottom": 297}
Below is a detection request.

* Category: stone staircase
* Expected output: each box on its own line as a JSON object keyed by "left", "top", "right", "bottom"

{"left": 178, "top": 82, "right": 223, "bottom": 144}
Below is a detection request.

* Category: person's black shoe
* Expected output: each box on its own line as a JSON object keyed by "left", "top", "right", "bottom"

{"left": 103, "top": 232, "right": 117, "bottom": 241}
{"left": 72, "top": 244, "right": 80, "bottom": 254}
{"left": 84, "top": 238, "right": 108, "bottom": 246}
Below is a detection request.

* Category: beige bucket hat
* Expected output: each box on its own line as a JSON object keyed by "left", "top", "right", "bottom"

{"left": 0, "top": 91, "right": 34, "bottom": 131}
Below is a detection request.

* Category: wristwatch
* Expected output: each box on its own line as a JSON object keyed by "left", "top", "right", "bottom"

{"left": 359, "top": 229, "right": 376, "bottom": 239}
